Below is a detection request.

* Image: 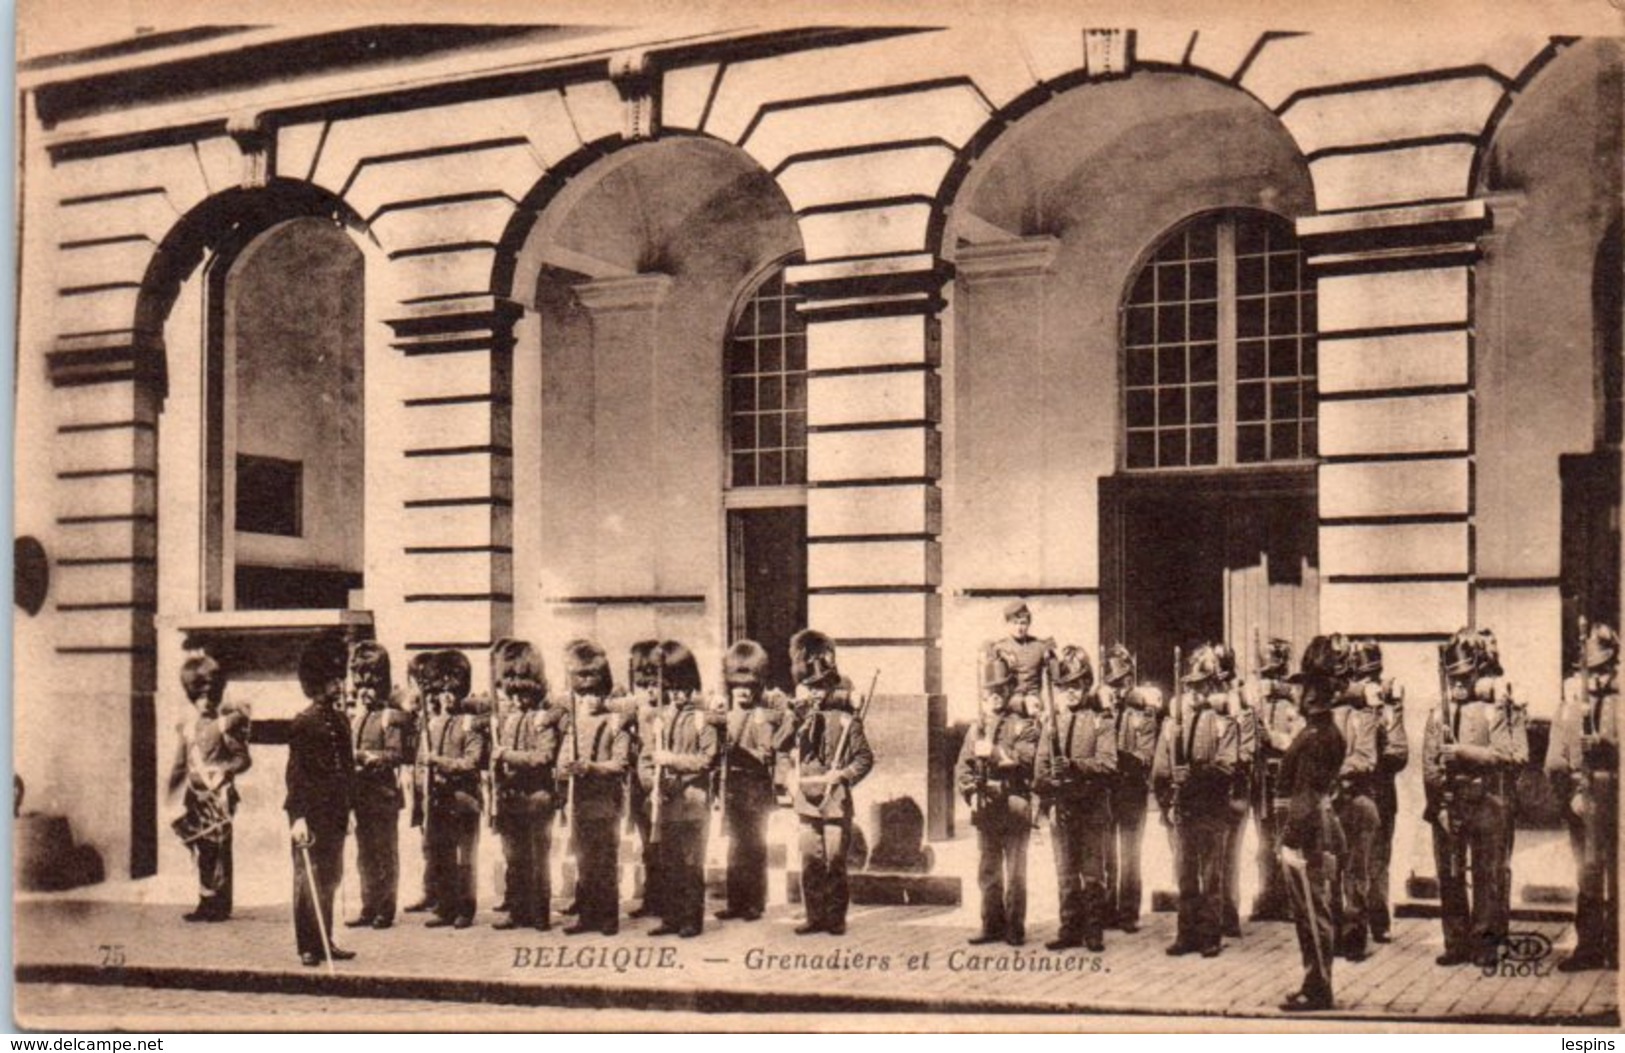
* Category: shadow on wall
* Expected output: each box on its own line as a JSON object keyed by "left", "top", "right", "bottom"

{"left": 14, "top": 777, "right": 105, "bottom": 891}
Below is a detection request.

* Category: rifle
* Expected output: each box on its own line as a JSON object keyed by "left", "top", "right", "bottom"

{"left": 650, "top": 663, "right": 666, "bottom": 845}
{"left": 1035, "top": 667, "right": 1060, "bottom": 830}
{"left": 487, "top": 698, "right": 504, "bottom": 832}
{"left": 1167, "top": 646, "right": 1185, "bottom": 826}
{"left": 830, "top": 671, "right": 880, "bottom": 776}
{"left": 718, "top": 690, "right": 733, "bottom": 823}
{"left": 563, "top": 693, "right": 579, "bottom": 830}
{"left": 1434, "top": 643, "right": 1461, "bottom": 882}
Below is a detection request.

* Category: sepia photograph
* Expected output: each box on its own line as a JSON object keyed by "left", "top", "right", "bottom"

{"left": 8, "top": 0, "right": 1624, "bottom": 1032}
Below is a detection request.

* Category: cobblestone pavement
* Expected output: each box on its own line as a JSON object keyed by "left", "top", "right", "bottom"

{"left": 14, "top": 890, "right": 1617, "bottom": 1029}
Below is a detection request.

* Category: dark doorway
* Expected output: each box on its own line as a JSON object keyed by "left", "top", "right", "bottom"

{"left": 727, "top": 506, "right": 808, "bottom": 692}
{"left": 1101, "top": 466, "right": 1318, "bottom": 691}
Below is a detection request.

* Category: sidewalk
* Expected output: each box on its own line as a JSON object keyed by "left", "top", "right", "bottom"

{"left": 15, "top": 887, "right": 1617, "bottom": 1028}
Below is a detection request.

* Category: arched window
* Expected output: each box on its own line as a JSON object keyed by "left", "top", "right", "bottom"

{"left": 726, "top": 262, "right": 807, "bottom": 488}
{"left": 1122, "top": 210, "right": 1316, "bottom": 469}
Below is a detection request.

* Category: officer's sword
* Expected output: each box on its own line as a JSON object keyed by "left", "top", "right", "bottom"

{"left": 298, "top": 836, "right": 337, "bottom": 976}
{"left": 1281, "top": 851, "right": 1326, "bottom": 991}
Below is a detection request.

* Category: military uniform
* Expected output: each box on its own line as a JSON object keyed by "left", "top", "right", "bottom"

{"left": 561, "top": 696, "right": 632, "bottom": 936}
{"left": 618, "top": 641, "right": 665, "bottom": 920}
{"left": 285, "top": 637, "right": 356, "bottom": 965}
{"left": 1217, "top": 666, "right": 1254, "bottom": 939}
{"left": 1329, "top": 682, "right": 1380, "bottom": 960}
{"left": 1424, "top": 631, "right": 1517, "bottom": 967}
{"left": 1278, "top": 648, "right": 1348, "bottom": 1013}
{"left": 349, "top": 693, "right": 408, "bottom": 928}
{"left": 1101, "top": 647, "right": 1159, "bottom": 932}
{"left": 492, "top": 696, "right": 561, "bottom": 931}
{"left": 717, "top": 640, "right": 783, "bottom": 922}
{"left": 640, "top": 642, "right": 720, "bottom": 938}
{"left": 1248, "top": 658, "right": 1303, "bottom": 923}
{"left": 402, "top": 652, "right": 438, "bottom": 916}
{"left": 1350, "top": 640, "right": 1408, "bottom": 944}
{"left": 170, "top": 656, "right": 250, "bottom": 923}
{"left": 957, "top": 690, "right": 1040, "bottom": 945}
{"left": 1545, "top": 624, "right": 1619, "bottom": 971}
{"left": 1035, "top": 647, "right": 1116, "bottom": 951}
{"left": 422, "top": 660, "right": 489, "bottom": 929}
{"left": 1153, "top": 647, "right": 1240, "bottom": 957}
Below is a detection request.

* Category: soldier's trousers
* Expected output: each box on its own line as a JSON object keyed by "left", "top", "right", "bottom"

{"left": 1368, "top": 800, "right": 1398, "bottom": 939}
{"left": 1174, "top": 811, "right": 1227, "bottom": 952}
{"left": 975, "top": 816, "right": 1031, "bottom": 942}
{"left": 427, "top": 809, "right": 480, "bottom": 921}
{"left": 724, "top": 801, "right": 770, "bottom": 917}
{"left": 497, "top": 809, "right": 552, "bottom": 926}
{"left": 353, "top": 805, "right": 399, "bottom": 922}
{"left": 1051, "top": 804, "right": 1109, "bottom": 944}
{"left": 1253, "top": 798, "right": 1293, "bottom": 920}
{"left": 1106, "top": 776, "right": 1149, "bottom": 927}
{"left": 1332, "top": 791, "right": 1378, "bottom": 957}
{"left": 1431, "top": 793, "right": 1509, "bottom": 959}
{"left": 798, "top": 817, "right": 852, "bottom": 931}
{"left": 1222, "top": 794, "right": 1249, "bottom": 934}
{"left": 1569, "top": 777, "right": 1618, "bottom": 961}
{"left": 631, "top": 793, "right": 666, "bottom": 916}
{"left": 575, "top": 816, "right": 620, "bottom": 933}
{"left": 1284, "top": 850, "right": 1336, "bottom": 1003}
{"left": 660, "top": 818, "right": 708, "bottom": 933}
{"left": 291, "top": 825, "right": 345, "bottom": 958}
{"left": 191, "top": 833, "right": 233, "bottom": 916}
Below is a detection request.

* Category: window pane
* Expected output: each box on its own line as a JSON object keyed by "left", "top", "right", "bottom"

{"left": 1268, "top": 253, "right": 1300, "bottom": 293}
{"left": 758, "top": 414, "right": 784, "bottom": 450}
{"left": 1300, "top": 380, "right": 1317, "bottom": 419}
{"left": 1190, "top": 384, "right": 1218, "bottom": 424}
{"left": 1127, "top": 348, "right": 1156, "bottom": 387}
{"left": 1237, "top": 381, "right": 1266, "bottom": 422}
{"left": 1126, "top": 306, "right": 1155, "bottom": 347}
{"left": 1237, "top": 424, "right": 1266, "bottom": 463}
{"left": 1268, "top": 295, "right": 1298, "bottom": 337}
{"left": 1158, "top": 429, "right": 1186, "bottom": 467}
{"left": 1190, "top": 343, "right": 1218, "bottom": 383}
{"left": 1188, "top": 260, "right": 1217, "bottom": 300}
{"left": 1271, "top": 422, "right": 1300, "bottom": 461}
{"left": 1130, "top": 268, "right": 1155, "bottom": 303}
{"left": 728, "top": 338, "right": 755, "bottom": 375}
{"left": 1271, "top": 380, "right": 1301, "bottom": 420}
{"left": 1236, "top": 220, "right": 1268, "bottom": 256}
{"left": 1127, "top": 431, "right": 1156, "bottom": 468}
{"left": 732, "top": 453, "right": 756, "bottom": 487}
{"left": 1238, "top": 339, "right": 1265, "bottom": 380}
{"left": 1190, "top": 426, "right": 1218, "bottom": 466}
{"left": 731, "top": 415, "right": 755, "bottom": 451}
{"left": 1237, "top": 297, "right": 1266, "bottom": 337}
{"left": 786, "top": 374, "right": 807, "bottom": 411}
{"left": 787, "top": 412, "right": 807, "bottom": 447}
{"left": 786, "top": 334, "right": 807, "bottom": 372}
{"left": 1157, "top": 264, "right": 1187, "bottom": 301}
{"left": 1157, "top": 346, "right": 1186, "bottom": 385}
{"left": 731, "top": 377, "right": 756, "bottom": 413}
{"left": 1301, "top": 423, "right": 1318, "bottom": 458}
{"left": 1127, "top": 389, "right": 1156, "bottom": 428}
{"left": 1158, "top": 387, "right": 1187, "bottom": 426}
{"left": 759, "top": 340, "right": 782, "bottom": 375}
{"left": 1187, "top": 218, "right": 1217, "bottom": 258}
{"left": 1269, "top": 339, "right": 1299, "bottom": 378}
{"left": 1157, "top": 304, "right": 1185, "bottom": 343}
{"left": 1302, "top": 339, "right": 1317, "bottom": 378}
{"left": 1237, "top": 256, "right": 1265, "bottom": 296}
{"left": 785, "top": 449, "right": 807, "bottom": 484}
{"left": 1189, "top": 301, "right": 1217, "bottom": 342}
{"left": 759, "top": 375, "right": 783, "bottom": 409}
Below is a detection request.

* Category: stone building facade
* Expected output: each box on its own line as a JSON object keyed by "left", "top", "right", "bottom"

{"left": 13, "top": 16, "right": 1622, "bottom": 891}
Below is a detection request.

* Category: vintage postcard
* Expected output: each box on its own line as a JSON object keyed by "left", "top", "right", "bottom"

{"left": 11, "top": 0, "right": 1624, "bottom": 1032}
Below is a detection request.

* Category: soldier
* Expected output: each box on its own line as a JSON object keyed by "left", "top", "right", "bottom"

{"left": 285, "top": 634, "right": 357, "bottom": 967}
{"left": 716, "top": 640, "right": 783, "bottom": 922}
{"left": 776, "top": 630, "right": 875, "bottom": 936}
{"left": 1211, "top": 643, "right": 1253, "bottom": 939}
{"left": 1247, "top": 638, "right": 1303, "bottom": 923}
{"left": 422, "top": 650, "right": 489, "bottom": 930}
{"left": 1153, "top": 645, "right": 1240, "bottom": 958}
{"left": 621, "top": 640, "right": 665, "bottom": 920}
{"left": 1035, "top": 646, "right": 1116, "bottom": 952}
{"left": 1277, "top": 636, "right": 1349, "bottom": 1012}
{"left": 642, "top": 641, "right": 720, "bottom": 938}
{"left": 486, "top": 637, "right": 516, "bottom": 915}
{"left": 402, "top": 652, "right": 439, "bottom": 916}
{"left": 1424, "top": 629, "right": 1517, "bottom": 967}
{"left": 345, "top": 642, "right": 408, "bottom": 930}
{"left": 957, "top": 650, "right": 1040, "bottom": 947}
{"left": 1350, "top": 639, "right": 1408, "bottom": 944}
{"left": 1545, "top": 622, "right": 1618, "bottom": 971}
{"left": 559, "top": 639, "right": 632, "bottom": 937}
{"left": 491, "top": 640, "right": 561, "bottom": 932}
{"left": 1099, "top": 644, "right": 1160, "bottom": 933}
{"left": 1326, "top": 635, "right": 1380, "bottom": 962}
{"left": 990, "top": 602, "right": 1055, "bottom": 697}
{"left": 1474, "top": 628, "right": 1527, "bottom": 938}
{"left": 169, "top": 654, "right": 251, "bottom": 923}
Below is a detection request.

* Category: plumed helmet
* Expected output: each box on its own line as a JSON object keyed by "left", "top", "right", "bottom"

{"left": 437, "top": 650, "right": 473, "bottom": 701}
{"left": 349, "top": 641, "right": 392, "bottom": 697}
{"left": 1211, "top": 643, "right": 1238, "bottom": 684}
{"left": 628, "top": 640, "right": 662, "bottom": 689}
{"left": 1182, "top": 644, "right": 1223, "bottom": 684}
{"left": 1584, "top": 623, "right": 1620, "bottom": 671}
{"left": 1476, "top": 628, "right": 1504, "bottom": 677}
{"left": 564, "top": 638, "right": 612, "bottom": 697}
{"left": 1350, "top": 638, "right": 1383, "bottom": 680}
{"left": 1049, "top": 645, "right": 1095, "bottom": 691}
{"left": 180, "top": 654, "right": 226, "bottom": 702}
{"left": 1259, "top": 637, "right": 1294, "bottom": 679}
{"left": 658, "top": 640, "right": 702, "bottom": 695}
{"left": 980, "top": 644, "right": 1014, "bottom": 695}
{"left": 1101, "top": 643, "right": 1135, "bottom": 687}
{"left": 1442, "top": 629, "right": 1480, "bottom": 679}
{"left": 1293, "top": 634, "right": 1353, "bottom": 683}
{"left": 724, "top": 639, "right": 771, "bottom": 690}
{"left": 790, "top": 629, "right": 840, "bottom": 688}
{"left": 496, "top": 640, "right": 547, "bottom": 702}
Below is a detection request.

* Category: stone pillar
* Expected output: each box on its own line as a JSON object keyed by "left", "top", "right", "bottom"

{"left": 787, "top": 252, "right": 949, "bottom": 838}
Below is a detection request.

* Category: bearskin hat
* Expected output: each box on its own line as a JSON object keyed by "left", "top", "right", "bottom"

{"left": 658, "top": 640, "right": 702, "bottom": 695}
{"left": 406, "top": 651, "right": 437, "bottom": 689}
{"left": 1049, "top": 645, "right": 1095, "bottom": 691}
{"left": 1292, "top": 634, "right": 1353, "bottom": 684}
{"left": 437, "top": 649, "right": 473, "bottom": 702}
{"left": 1475, "top": 628, "right": 1505, "bottom": 677}
{"left": 1350, "top": 638, "right": 1383, "bottom": 680}
{"left": 564, "top": 638, "right": 612, "bottom": 697}
{"left": 1585, "top": 623, "right": 1620, "bottom": 671}
{"left": 500, "top": 639, "right": 548, "bottom": 703}
{"left": 1101, "top": 643, "right": 1135, "bottom": 687}
{"left": 180, "top": 654, "right": 226, "bottom": 703}
{"left": 1442, "top": 629, "right": 1480, "bottom": 679}
{"left": 1259, "top": 637, "right": 1294, "bottom": 679}
{"left": 791, "top": 629, "right": 840, "bottom": 688}
{"left": 348, "top": 641, "right": 392, "bottom": 698}
{"left": 296, "top": 632, "right": 350, "bottom": 701}
{"left": 628, "top": 639, "right": 663, "bottom": 689}
{"left": 724, "top": 639, "right": 771, "bottom": 690}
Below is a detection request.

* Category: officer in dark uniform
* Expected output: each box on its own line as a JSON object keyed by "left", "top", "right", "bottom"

{"left": 642, "top": 642, "right": 719, "bottom": 938}
{"left": 1153, "top": 645, "right": 1240, "bottom": 958}
{"left": 1327, "top": 635, "right": 1380, "bottom": 962}
{"left": 285, "top": 634, "right": 357, "bottom": 967}
{"left": 558, "top": 639, "right": 632, "bottom": 937}
{"left": 1099, "top": 644, "right": 1160, "bottom": 933}
{"left": 423, "top": 650, "right": 489, "bottom": 930}
{"left": 491, "top": 640, "right": 560, "bottom": 932}
{"left": 1546, "top": 622, "right": 1619, "bottom": 971}
{"left": 1425, "top": 629, "right": 1517, "bottom": 967}
{"left": 1246, "top": 638, "right": 1302, "bottom": 923}
{"left": 991, "top": 602, "right": 1055, "bottom": 697}
{"left": 716, "top": 639, "right": 783, "bottom": 922}
{"left": 957, "top": 652, "right": 1040, "bottom": 947}
{"left": 775, "top": 630, "right": 875, "bottom": 936}
{"left": 1035, "top": 646, "right": 1116, "bottom": 952}
{"left": 171, "top": 654, "right": 251, "bottom": 923}
{"left": 403, "top": 651, "right": 439, "bottom": 916}
{"left": 1349, "top": 639, "right": 1407, "bottom": 944}
{"left": 346, "top": 642, "right": 408, "bottom": 930}
{"left": 1278, "top": 635, "right": 1349, "bottom": 1012}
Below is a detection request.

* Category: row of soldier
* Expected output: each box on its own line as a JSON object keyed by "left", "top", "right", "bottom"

{"left": 173, "top": 628, "right": 873, "bottom": 967}
{"left": 955, "top": 602, "right": 1617, "bottom": 1011}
